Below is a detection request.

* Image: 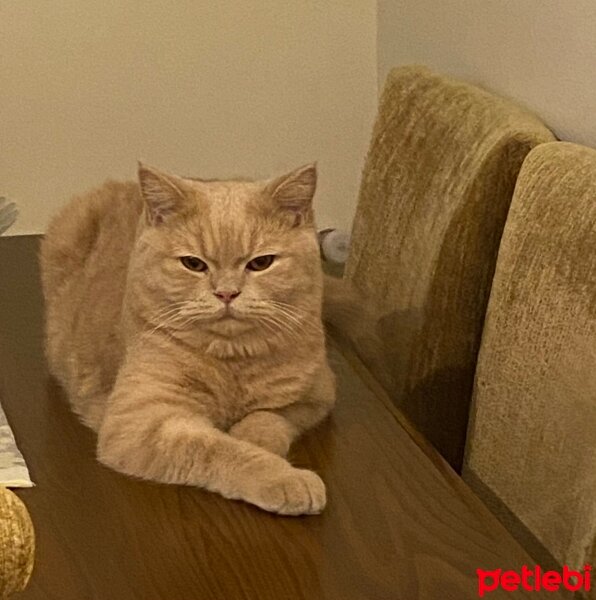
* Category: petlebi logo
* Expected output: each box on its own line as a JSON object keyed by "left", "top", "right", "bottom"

{"left": 477, "top": 564, "right": 592, "bottom": 597}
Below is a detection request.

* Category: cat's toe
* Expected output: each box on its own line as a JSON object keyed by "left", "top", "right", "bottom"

{"left": 252, "top": 468, "right": 326, "bottom": 516}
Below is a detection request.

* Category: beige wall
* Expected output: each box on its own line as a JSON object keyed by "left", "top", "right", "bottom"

{"left": 378, "top": 0, "right": 596, "bottom": 149}
{"left": 1, "top": 1, "right": 377, "bottom": 235}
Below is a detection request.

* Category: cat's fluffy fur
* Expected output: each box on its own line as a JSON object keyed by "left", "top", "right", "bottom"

{"left": 40, "top": 163, "right": 336, "bottom": 515}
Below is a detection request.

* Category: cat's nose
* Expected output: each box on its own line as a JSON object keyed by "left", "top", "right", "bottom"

{"left": 214, "top": 290, "right": 241, "bottom": 304}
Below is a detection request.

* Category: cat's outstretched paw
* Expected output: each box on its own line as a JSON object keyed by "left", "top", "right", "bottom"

{"left": 249, "top": 468, "right": 326, "bottom": 516}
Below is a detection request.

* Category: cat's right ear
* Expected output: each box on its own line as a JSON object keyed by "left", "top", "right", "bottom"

{"left": 138, "top": 162, "right": 190, "bottom": 226}
{"left": 265, "top": 163, "right": 317, "bottom": 227}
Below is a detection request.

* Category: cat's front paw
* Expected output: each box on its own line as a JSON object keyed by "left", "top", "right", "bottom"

{"left": 249, "top": 468, "right": 326, "bottom": 516}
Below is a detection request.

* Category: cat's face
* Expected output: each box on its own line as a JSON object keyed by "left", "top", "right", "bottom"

{"left": 129, "top": 164, "right": 323, "bottom": 340}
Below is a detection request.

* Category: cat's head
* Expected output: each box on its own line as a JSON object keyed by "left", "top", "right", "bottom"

{"left": 128, "top": 162, "right": 323, "bottom": 345}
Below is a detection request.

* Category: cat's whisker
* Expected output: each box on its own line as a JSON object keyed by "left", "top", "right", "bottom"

{"left": 266, "top": 302, "right": 323, "bottom": 335}
{"left": 144, "top": 313, "right": 184, "bottom": 338}
{"left": 267, "top": 300, "right": 310, "bottom": 313}
{"left": 169, "top": 313, "right": 202, "bottom": 331}
{"left": 144, "top": 303, "right": 202, "bottom": 337}
{"left": 275, "top": 305, "right": 321, "bottom": 327}
{"left": 150, "top": 301, "right": 193, "bottom": 323}
{"left": 261, "top": 313, "right": 302, "bottom": 341}
{"left": 270, "top": 305, "right": 303, "bottom": 324}
{"left": 148, "top": 299, "right": 217, "bottom": 332}
{"left": 257, "top": 316, "right": 284, "bottom": 337}
{"left": 260, "top": 318, "right": 297, "bottom": 342}
{"left": 248, "top": 302, "right": 310, "bottom": 339}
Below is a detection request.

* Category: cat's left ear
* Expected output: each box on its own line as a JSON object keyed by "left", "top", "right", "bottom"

{"left": 138, "top": 162, "right": 191, "bottom": 226}
{"left": 266, "top": 163, "right": 317, "bottom": 226}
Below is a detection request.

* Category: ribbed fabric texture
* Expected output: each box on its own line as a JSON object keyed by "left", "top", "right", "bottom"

{"left": 346, "top": 65, "right": 554, "bottom": 469}
{"left": 465, "top": 142, "right": 596, "bottom": 586}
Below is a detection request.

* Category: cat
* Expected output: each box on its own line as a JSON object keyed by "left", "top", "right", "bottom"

{"left": 40, "top": 162, "right": 339, "bottom": 515}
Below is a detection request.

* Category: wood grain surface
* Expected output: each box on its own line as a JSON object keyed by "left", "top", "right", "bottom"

{"left": 0, "top": 236, "right": 561, "bottom": 600}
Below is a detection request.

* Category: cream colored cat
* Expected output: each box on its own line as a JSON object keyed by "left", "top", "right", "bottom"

{"left": 41, "top": 162, "right": 336, "bottom": 515}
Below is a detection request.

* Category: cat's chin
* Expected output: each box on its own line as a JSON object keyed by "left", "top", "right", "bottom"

{"left": 202, "top": 317, "right": 275, "bottom": 358}
{"left": 204, "top": 315, "right": 255, "bottom": 337}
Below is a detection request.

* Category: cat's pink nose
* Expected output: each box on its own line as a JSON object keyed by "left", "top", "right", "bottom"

{"left": 214, "top": 290, "right": 241, "bottom": 304}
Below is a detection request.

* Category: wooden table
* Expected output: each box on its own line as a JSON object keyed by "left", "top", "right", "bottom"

{"left": 0, "top": 236, "right": 559, "bottom": 600}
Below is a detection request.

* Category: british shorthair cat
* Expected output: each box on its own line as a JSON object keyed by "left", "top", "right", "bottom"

{"left": 41, "top": 162, "right": 336, "bottom": 515}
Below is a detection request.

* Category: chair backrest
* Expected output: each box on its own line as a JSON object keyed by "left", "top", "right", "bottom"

{"left": 345, "top": 65, "right": 554, "bottom": 469}
{"left": 464, "top": 142, "right": 596, "bottom": 582}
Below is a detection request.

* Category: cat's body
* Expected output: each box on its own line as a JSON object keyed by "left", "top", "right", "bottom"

{"left": 41, "top": 164, "right": 335, "bottom": 515}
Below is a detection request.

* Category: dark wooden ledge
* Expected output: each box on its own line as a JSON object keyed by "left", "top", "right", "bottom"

{"left": 0, "top": 235, "right": 560, "bottom": 599}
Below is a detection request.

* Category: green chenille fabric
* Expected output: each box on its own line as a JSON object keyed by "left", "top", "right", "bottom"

{"left": 464, "top": 142, "right": 596, "bottom": 586}
{"left": 345, "top": 65, "right": 554, "bottom": 469}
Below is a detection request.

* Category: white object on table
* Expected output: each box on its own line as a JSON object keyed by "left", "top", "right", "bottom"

{"left": 0, "top": 403, "right": 33, "bottom": 488}
{"left": 318, "top": 228, "right": 351, "bottom": 264}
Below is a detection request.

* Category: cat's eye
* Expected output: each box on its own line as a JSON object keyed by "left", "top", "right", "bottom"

{"left": 246, "top": 255, "right": 275, "bottom": 272}
{"left": 180, "top": 256, "right": 208, "bottom": 272}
